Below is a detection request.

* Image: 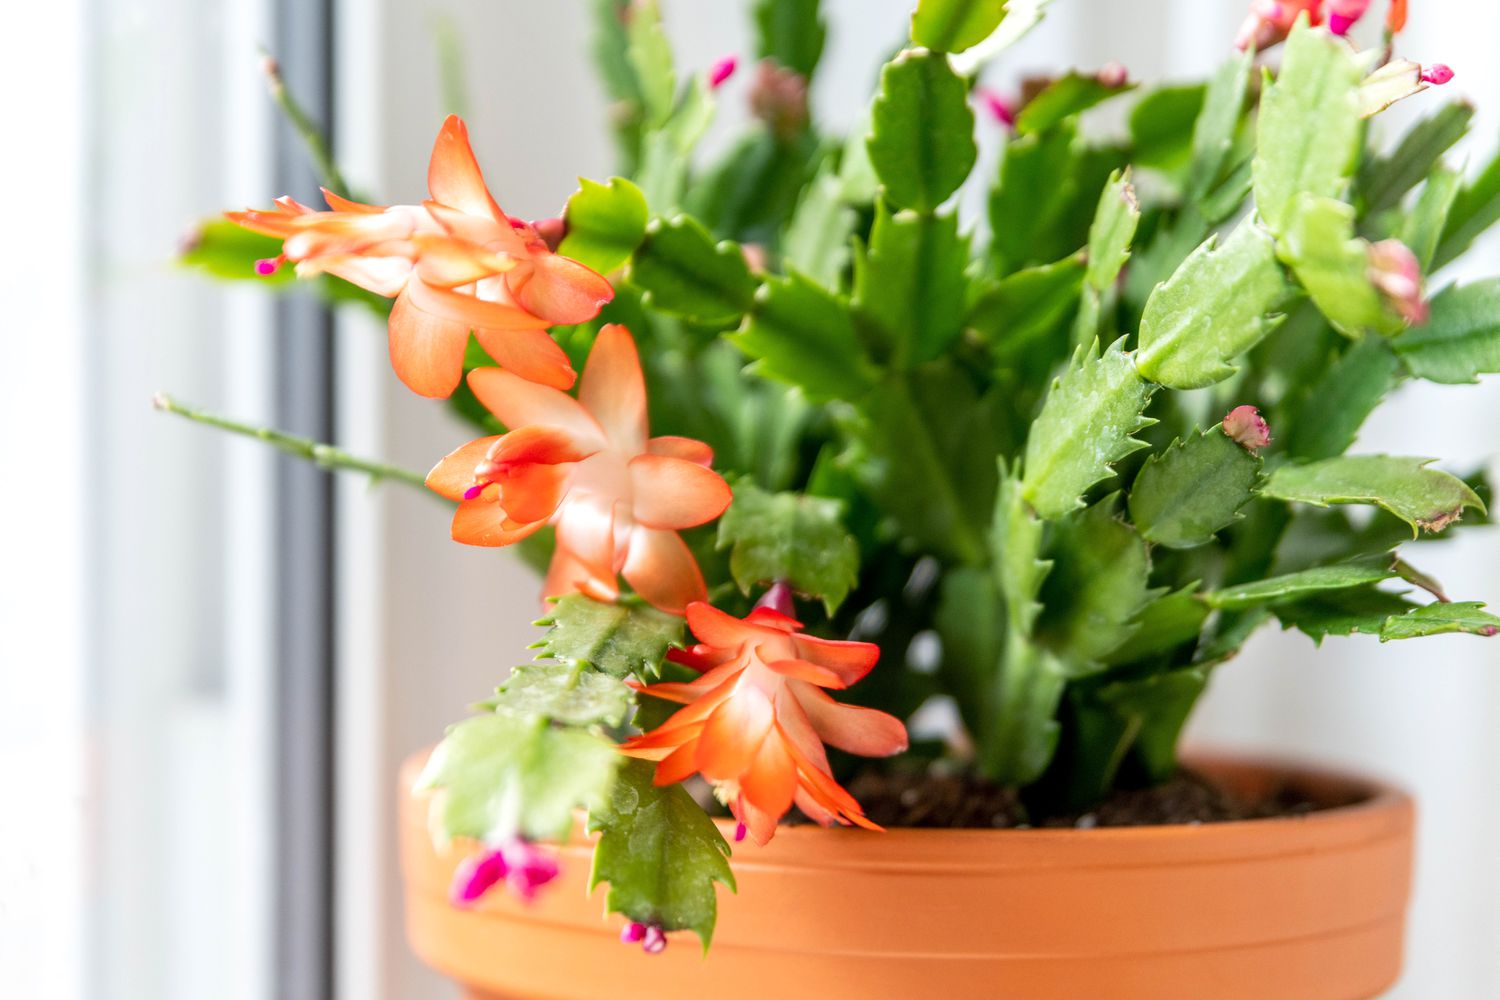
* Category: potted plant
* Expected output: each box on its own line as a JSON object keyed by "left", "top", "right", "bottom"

{"left": 169, "top": 0, "right": 1500, "bottom": 997}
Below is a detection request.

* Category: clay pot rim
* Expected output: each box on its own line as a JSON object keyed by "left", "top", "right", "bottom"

{"left": 717, "top": 748, "right": 1408, "bottom": 839}
{"left": 406, "top": 747, "right": 1412, "bottom": 873}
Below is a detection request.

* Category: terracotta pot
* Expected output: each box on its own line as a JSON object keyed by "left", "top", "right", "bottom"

{"left": 400, "top": 751, "right": 1414, "bottom": 1000}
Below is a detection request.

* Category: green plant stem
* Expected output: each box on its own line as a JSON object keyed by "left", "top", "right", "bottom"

{"left": 261, "top": 52, "right": 352, "bottom": 195}
{"left": 153, "top": 392, "right": 429, "bottom": 491}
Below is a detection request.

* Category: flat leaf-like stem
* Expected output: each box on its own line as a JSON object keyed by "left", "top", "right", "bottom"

{"left": 715, "top": 482, "right": 860, "bottom": 614}
{"left": 533, "top": 595, "right": 685, "bottom": 681}
{"left": 1022, "top": 339, "right": 1156, "bottom": 520}
{"left": 588, "top": 759, "right": 736, "bottom": 950}
{"left": 1135, "top": 221, "right": 1288, "bottom": 389}
{"left": 1264, "top": 455, "right": 1485, "bottom": 535}
{"left": 419, "top": 713, "right": 620, "bottom": 844}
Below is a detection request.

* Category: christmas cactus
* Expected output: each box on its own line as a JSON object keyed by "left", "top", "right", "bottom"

{"left": 171, "top": 0, "right": 1500, "bottom": 954}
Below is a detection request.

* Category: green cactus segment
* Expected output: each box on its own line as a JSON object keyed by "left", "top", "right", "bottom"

{"left": 1073, "top": 170, "right": 1139, "bottom": 343}
{"left": 1015, "top": 72, "right": 1137, "bottom": 136}
{"left": 910, "top": 0, "right": 1007, "bottom": 53}
{"left": 418, "top": 713, "right": 620, "bottom": 844}
{"left": 1188, "top": 47, "right": 1254, "bottom": 204}
{"left": 715, "top": 481, "right": 860, "bottom": 614}
{"left": 753, "top": 0, "right": 826, "bottom": 78}
{"left": 1279, "top": 195, "right": 1402, "bottom": 336}
{"left": 1264, "top": 455, "right": 1485, "bottom": 535}
{"left": 1104, "top": 585, "right": 1210, "bottom": 666}
{"left": 867, "top": 49, "right": 977, "bottom": 212}
{"left": 994, "top": 468, "right": 1051, "bottom": 635}
{"left": 1435, "top": 146, "right": 1500, "bottom": 268}
{"left": 533, "top": 594, "right": 685, "bottom": 681}
{"left": 1036, "top": 498, "right": 1155, "bottom": 668}
{"left": 1252, "top": 21, "right": 1364, "bottom": 236}
{"left": 1380, "top": 602, "right": 1500, "bottom": 641}
{"left": 1135, "top": 221, "right": 1288, "bottom": 389}
{"left": 628, "top": 216, "right": 758, "bottom": 326}
{"left": 1360, "top": 102, "right": 1474, "bottom": 216}
{"left": 1284, "top": 337, "right": 1401, "bottom": 461}
{"left": 589, "top": 759, "right": 736, "bottom": 950}
{"left": 1393, "top": 280, "right": 1500, "bottom": 384}
{"left": 489, "top": 662, "right": 632, "bottom": 728}
{"left": 735, "top": 271, "right": 875, "bottom": 402}
{"left": 1205, "top": 563, "right": 1396, "bottom": 610}
{"left": 780, "top": 165, "right": 857, "bottom": 288}
{"left": 1129, "top": 429, "right": 1262, "bottom": 549}
{"left": 560, "top": 176, "right": 649, "bottom": 275}
{"left": 1022, "top": 339, "right": 1156, "bottom": 520}
{"left": 1400, "top": 166, "right": 1462, "bottom": 270}
{"left": 853, "top": 206, "right": 971, "bottom": 366}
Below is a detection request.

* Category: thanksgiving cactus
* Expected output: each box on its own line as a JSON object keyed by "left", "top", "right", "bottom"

{"left": 174, "top": 0, "right": 1500, "bottom": 953}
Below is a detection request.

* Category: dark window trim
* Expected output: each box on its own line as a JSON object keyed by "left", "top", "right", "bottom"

{"left": 271, "top": 0, "right": 338, "bottom": 996}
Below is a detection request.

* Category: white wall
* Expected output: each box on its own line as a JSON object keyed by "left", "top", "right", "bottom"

{"left": 331, "top": 2, "right": 1500, "bottom": 998}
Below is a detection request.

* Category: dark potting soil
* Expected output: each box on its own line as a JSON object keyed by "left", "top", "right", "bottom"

{"left": 843, "top": 768, "right": 1325, "bottom": 830}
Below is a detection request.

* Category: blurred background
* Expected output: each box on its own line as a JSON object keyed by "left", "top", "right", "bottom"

{"left": 1, "top": 0, "right": 1495, "bottom": 998}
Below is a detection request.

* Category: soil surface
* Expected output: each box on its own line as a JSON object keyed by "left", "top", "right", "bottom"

{"left": 844, "top": 768, "right": 1326, "bottom": 830}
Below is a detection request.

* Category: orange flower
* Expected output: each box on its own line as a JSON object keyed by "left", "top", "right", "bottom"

{"left": 425, "top": 325, "right": 730, "bottom": 613}
{"left": 619, "top": 601, "right": 909, "bottom": 845}
{"left": 1386, "top": 0, "right": 1408, "bottom": 33}
{"left": 228, "top": 116, "right": 613, "bottom": 398}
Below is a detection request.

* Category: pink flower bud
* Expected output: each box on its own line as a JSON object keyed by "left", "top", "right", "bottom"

{"left": 708, "top": 55, "right": 738, "bottom": 90}
{"left": 749, "top": 60, "right": 809, "bottom": 140}
{"left": 1224, "top": 405, "right": 1272, "bottom": 453}
{"left": 733, "top": 821, "right": 748, "bottom": 843}
{"left": 755, "top": 580, "right": 797, "bottom": 617}
{"left": 1326, "top": 0, "right": 1372, "bottom": 36}
{"left": 621, "top": 922, "right": 647, "bottom": 944}
{"left": 1368, "top": 239, "right": 1428, "bottom": 326}
{"left": 642, "top": 925, "right": 668, "bottom": 954}
{"left": 462, "top": 484, "right": 485, "bottom": 501}
{"left": 254, "top": 257, "right": 282, "bottom": 276}
{"left": 1420, "top": 64, "right": 1454, "bottom": 85}
{"left": 1097, "top": 62, "right": 1128, "bottom": 89}
{"left": 977, "top": 88, "right": 1016, "bottom": 128}
{"left": 449, "top": 838, "right": 560, "bottom": 907}
{"left": 531, "top": 216, "right": 567, "bottom": 253}
{"left": 449, "top": 850, "right": 510, "bottom": 906}
{"left": 503, "top": 840, "right": 561, "bottom": 903}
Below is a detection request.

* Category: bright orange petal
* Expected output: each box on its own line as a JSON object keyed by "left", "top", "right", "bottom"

{"left": 405, "top": 274, "right": 551, "bottom": 333}
{"left": 549, "top": 499, "right": 619, "bottom": 600}
{"left": 648, "top": 436, "right": 714, "bottom": 466}
{"left": 411, "top": 233, "right": 519, "bottom": 289}
{"left": 622, "top": 527, "right": 707, "bottom": 615}
{"left": 427, "top": 115, "right": 504, "bottom": 221}
{"left": 736, "top": 795, "right": 780, "bottom": 846}
{"left": 579, "top": 325, "right": 648, "bottom": 454}
{"left": 788, "top": 634, "right": 881, "bottom": 687}
{"left": 744, "top": 608, "right": 802, "bottom": 632}
{"left": 467, "top": 368, "right": 602, "bottom": 443}
{"left": 473, "top": 328, "right": 577, "bottom": 392}
{"left": 510, "top": 252, "right": 615, "bottom": 324}
{"left": 695, "top": 687, "right": 774, "bottom": 781}
{"left": 425, "top": 435, "right": 503, "bottom": 501}
{"left": 794, "top": 684, "right": 909, "bottom": 758}
{"left": 450, "top": 500, "right": 545, "bottom": 547}
{"left": 320, "top": 188, "right": 385, "bottom": 213}
{"left": 650, "top": 744, "right": 700, "bottom": 786}
{"left": 628, "top": 454, "right": 733, "bottom": 530}
{"left": 543, "top": 545, "right": 620, "bottom": 605}
{"left": 312, "top": 254, "right": 412, "bottom": 297}
{"left": 684, "top": 602, "right": 760, "bottom": 650}
{"left": 495, "top": 463, "right": 571, "bottom": 523}
{"left": 388, "top": 287, "right": 470, "bottom": 398}
{"left": 739, "top": 730, "right": 798, "bottom": 829}
{"left": 763, "top": 658, "right": 847, "bottom": 688}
